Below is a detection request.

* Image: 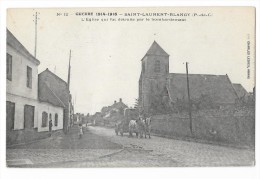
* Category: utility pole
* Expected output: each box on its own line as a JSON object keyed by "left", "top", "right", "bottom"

{"left": 67, "top": 50, "right": 71, "bottom": 90}
{"left": 67, "top": 50, "right": 72, "bottom": 133}
{"left": 186, "top": 62, "right": 193, "bottom": 135}
{"left": 33, "top": 11, "right": 39, "bottom": 58}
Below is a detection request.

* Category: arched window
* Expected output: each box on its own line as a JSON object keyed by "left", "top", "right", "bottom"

{"left": 55, "top": 113, "right": 58, "bottom": 126}
{"left": 42, "top": 112, "right": 48, "bottom": 127}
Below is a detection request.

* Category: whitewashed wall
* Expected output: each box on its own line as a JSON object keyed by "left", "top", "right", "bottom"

{"left": 6, "top": 45, "right": 38, "bottom": 100}
{"left": 37, "top": 102, "right": 63, "bottom": 132}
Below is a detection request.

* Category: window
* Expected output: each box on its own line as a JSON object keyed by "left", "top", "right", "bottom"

{"left": 154, "top": 60, "right": 160, "bottom": 72}
{"left": 6, "top": 53, "right": 12, "bottom": 81}
{"left": 55, "top": 113, "right": 58, "bottom": 126}
{"left": 27, "top": 66, "right": 32, "bottom": 88}
{"left": 42, "top": 112, "right": 48, "bottom": 127}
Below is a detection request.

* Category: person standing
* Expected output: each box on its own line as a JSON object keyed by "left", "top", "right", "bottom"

{"left": 78, "top": 124, "right": 83, "bottom": 139}
{"left": 49, "top": 119, "right": 53, "bottom": 134}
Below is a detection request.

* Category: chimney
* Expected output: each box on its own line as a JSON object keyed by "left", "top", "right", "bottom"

{"left": 119, "top": 98, "right": 122, "bottom": 102}
{"left": 114, "top": 100, "right": 117, "bottom": 104}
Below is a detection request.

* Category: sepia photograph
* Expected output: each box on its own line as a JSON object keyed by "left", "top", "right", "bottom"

{"left": 5, "top": 7, "right": 255, "bottom": 168}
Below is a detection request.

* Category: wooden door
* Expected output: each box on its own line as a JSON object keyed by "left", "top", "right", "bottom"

{"left": 6, "top": 101, "right": 15, "bottom": 130}
{"left": 24, "top": 105, "right": 35, "bottom": 129}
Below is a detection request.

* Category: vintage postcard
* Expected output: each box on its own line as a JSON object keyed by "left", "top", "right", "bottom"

{"left": 6, "top": 7, "right": 255, "bottom": 168}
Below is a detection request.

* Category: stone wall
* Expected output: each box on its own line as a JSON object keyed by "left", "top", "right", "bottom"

{"left": 151, "top": 107, "right": 255, "bottom": 148}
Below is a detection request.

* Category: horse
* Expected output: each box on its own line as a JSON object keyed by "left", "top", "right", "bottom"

{"left": 144, "top": 117, "right": 152, "bottom": 139}
{"left": 129, "top": 120, "right": 138, "bottom": 137}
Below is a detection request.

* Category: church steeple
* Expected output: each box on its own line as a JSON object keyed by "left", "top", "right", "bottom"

{"left": 139, "top": 41, "right": 170, "bottom": 113}
{"left": 144, "top": 41, "right": 169, "bottom": 57}
{"left": 141, "top": 41, "right": 170, "bottom": 77}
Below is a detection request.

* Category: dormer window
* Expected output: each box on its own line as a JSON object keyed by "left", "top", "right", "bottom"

{"left": 154, "top": 60, "right": 160, "bottom": 72}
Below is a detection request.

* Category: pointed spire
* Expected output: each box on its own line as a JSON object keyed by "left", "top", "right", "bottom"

{"left": 145, "top": 41, "right": 169, "bottom": 56}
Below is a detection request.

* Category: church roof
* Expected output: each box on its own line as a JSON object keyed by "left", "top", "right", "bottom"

{"left": 167, "top": 73, "right": 238, "bottom": 104}
{"left": 232, "top": 83, "right": 248, "bottom": 98}
{"left": 144, "top": 41, "right": 169, "bottom": 57}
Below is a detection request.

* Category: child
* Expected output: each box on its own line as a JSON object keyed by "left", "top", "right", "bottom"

{"left": 78, "top": 124, "right": 83, "bottom": 139}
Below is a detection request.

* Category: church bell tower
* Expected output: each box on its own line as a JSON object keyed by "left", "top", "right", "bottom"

{"left": 139, "top": 41, "right": 170, "bottom": 113}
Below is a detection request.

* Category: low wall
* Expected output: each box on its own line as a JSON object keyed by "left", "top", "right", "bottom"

{"left": 7, "top": 128, "right": 51, "bottom": 147}
{"left": 151, "top": 108, "right": 255, "bottom": 148}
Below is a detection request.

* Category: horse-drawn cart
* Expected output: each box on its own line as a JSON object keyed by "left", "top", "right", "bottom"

{"left": 115, "top": 108, "right": 138, "bottom": 136}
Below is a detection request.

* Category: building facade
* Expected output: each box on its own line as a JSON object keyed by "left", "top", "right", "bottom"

{"left": 6, "top": 29, "right": 40, "bottom": 131}
{"left": 6, "top": 29, "right": 67, "bottom": 144}
{"left": 38, "top": 69, "right": 72, "bottom": 133}
{"left": 139, "top": 41, "right": 242, "bottom": 114}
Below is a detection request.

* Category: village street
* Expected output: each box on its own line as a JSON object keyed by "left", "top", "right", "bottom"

{"left": 7, "top": 125, "right": 254, "bottom": 167}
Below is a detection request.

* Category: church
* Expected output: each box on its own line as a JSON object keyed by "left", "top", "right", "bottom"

{"left": 138, "top": 41, "right": 246, "bottom": 114}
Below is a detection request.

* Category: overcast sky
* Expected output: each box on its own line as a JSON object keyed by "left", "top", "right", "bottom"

{"left": 7, "top": 7, "right": 255, "bottom": 114}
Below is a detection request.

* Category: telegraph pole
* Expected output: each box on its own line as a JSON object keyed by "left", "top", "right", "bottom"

{"left": 67, "top": 50, "right": 72, "bottom": 133}
{"left": 186, "top": 62, "right": 193, "bottom": 135}
{"left": 67, "top": 50, "right": 71, "bottom": 90}
{"left": 33, "top": 11, "right": 39, "bottom": 58}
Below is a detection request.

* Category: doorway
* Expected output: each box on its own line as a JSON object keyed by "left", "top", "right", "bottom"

{"left": 24, "top": 105, "right": 35, "bottom": 129}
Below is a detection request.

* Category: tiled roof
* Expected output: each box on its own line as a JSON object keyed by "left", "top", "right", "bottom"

{"left": 167, "top": 73, "right": 238, "bottom": 104}
{"left": 38, "top": 69, "right": 70, "bottom": 108}
{"left": 38, "top": 82, "right": 66, "bottom": 108}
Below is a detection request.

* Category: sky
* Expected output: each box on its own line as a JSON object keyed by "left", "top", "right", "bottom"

{"left": 7, "top": 7, "right": 255, "bottom": 114}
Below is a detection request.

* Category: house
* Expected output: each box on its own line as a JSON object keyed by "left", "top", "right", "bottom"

{"left": 6, "top": 29, "right": 72, "bottom": 145}
{"left": 38, "top": 68, "right": 73, "bottom": 133}
{"left": 6, "top": 29, "right": 40, "bottom": 132}
{"left": 37, "top": 69, "right": 65, "bottom": 132}
{"left": 139, "top": 41, "right": 241, "bottom": 113}
{"left": 101, "top": 98, "right": 128, "bottom": 116}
